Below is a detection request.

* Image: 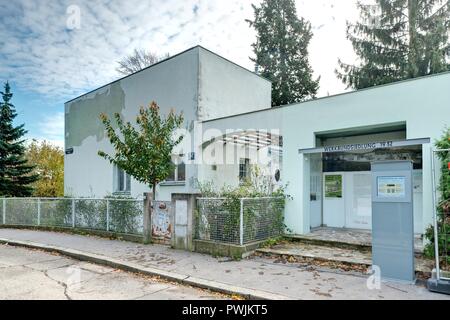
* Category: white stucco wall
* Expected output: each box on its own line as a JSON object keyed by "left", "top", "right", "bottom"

{"left": 200, "top": 72, "right": 450, "bottom": 235}
{"left": 197, "top": 47, "right": 272, "bottom": 121}
{"left": 65, "top": 46, "right": 272, "bottom": 201}
{"left": 65, "top": 47, "right": 200, "bottom": 200}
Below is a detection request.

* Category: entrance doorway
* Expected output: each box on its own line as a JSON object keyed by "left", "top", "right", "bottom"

{"left": 323, "top": 172, "right": 372, "bottom": 229}
{"left": 307, "top": 139, "right": 425, "bottom": 233}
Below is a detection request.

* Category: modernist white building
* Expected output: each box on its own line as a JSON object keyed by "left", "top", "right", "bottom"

{"left": 65, "top": 45, "right": 450, "bottom": 237}
{"left": 65, "top": 46, "right": 271, "bottom": 200}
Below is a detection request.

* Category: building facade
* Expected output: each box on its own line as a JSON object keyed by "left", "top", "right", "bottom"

{"left": 65, "top": 46, "right": 450, "bottom": 237}
{"left": 200, "top": 71, "right": 450, "bottom": 236}
{"left": 64, "top": 46, "right": 271, "bottom": 200}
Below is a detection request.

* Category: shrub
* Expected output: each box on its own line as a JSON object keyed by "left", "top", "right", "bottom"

{"left": 195, "top": 166, "right": 289, "bottom": 244}
{"left": 424, "top": 128, "right": 450, "bottom": 266}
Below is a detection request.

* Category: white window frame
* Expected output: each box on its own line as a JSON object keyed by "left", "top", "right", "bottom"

{"left": 114, "top": 165, "right": 131, "bottom": 194}
{"left": 165, "top": 154, "right": 186, "bottom": 183}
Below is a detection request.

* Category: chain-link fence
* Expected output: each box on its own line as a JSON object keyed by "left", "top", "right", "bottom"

{"left": 0, "top": 198, "right": 144, "bottom": 235}
{"left": 431, "top": 149, "right": 450, "bottom": 280}
{"left": 195, "top": 197, "right": 285, "bottom": 245}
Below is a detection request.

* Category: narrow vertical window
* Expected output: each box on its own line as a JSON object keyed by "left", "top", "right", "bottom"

{"left": 166, "top": 154, "right": 186, "bottom": 183}
{"left": 239, "top": 158, "right": 250, "bottom": 182}
{"left": 114, "top": 165, "right": 131, "bottom": 193}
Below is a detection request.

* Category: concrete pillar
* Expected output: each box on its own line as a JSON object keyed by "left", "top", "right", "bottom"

{"left": 171, "top": 193, "right": 201, "bottom": 251}
{"left": 143, "top": 192, "right": 153, "bottom": 244}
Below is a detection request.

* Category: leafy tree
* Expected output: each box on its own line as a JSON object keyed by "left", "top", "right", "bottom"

{"left": 338, "top": 0, "right": 450, "bottom": 89}
{"left": 247, "top": 0, "right": 320, "bottom": 106}
{"left": 0, "top": 82, "right": 38, "bottom": 197}
{"left": 26, "top": 140, "right": 64, "bottom": 197}
{"left": 98, "top": 101, "right": 184, "bottom": 200}
{"left": 424, "top": 128, "right": 450, "bottom": 262}
{"left": 116, "top": 49, "right": 170, "bottom": 75}
{"left": 435, "top": 128, "right": 450, "bottom": 201}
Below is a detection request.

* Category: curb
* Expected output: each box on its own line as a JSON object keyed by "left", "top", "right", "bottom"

{"left": 0, "top": 237, "right": 293, "bottom": 301}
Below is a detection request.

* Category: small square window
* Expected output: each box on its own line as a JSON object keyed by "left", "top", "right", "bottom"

{"left": 166, "top": 154, "right": 186, "bottom": 183}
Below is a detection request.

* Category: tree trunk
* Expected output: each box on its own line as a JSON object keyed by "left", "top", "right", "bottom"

{"left": 408, "top": 0, "right": 419, "bottom": 78}
{"left": 152, "top": 182, "right": 157, "bottom": 201}
{"left": 143, "top": 183, "right": 157, "bottom": 244}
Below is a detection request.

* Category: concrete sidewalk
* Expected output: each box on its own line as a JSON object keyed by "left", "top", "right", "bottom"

{"left": 0, "top": 228, "right": 448, "bottom": 300}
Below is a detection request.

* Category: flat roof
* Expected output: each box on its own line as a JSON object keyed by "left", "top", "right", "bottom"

{"left": 65, "top": 45, "right": 271, "bottom": 104}
{"left": 202, "top": 70, "right": 450, "bottom": 124}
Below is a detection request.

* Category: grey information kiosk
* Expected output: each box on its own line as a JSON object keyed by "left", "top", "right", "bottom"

{"left": 371, "top": 161, "right": 415, "bottom": 283}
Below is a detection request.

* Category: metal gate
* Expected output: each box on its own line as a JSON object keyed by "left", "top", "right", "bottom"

{"left": 431, "top": 148, "right": 450, "bottom": 281}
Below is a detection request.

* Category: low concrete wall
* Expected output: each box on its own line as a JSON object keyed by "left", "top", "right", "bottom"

{"left": 193, "top": 239, "right": 265, "bottom": 259}
{"left": 0, "top": 225, "right": 143, "bottom": 243}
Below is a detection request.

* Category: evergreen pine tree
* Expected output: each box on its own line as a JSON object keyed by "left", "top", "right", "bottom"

{"left": 0, "top": 82, "right": 38, "bottom": 197}
{"left": 338, "top": 0, "right": 450, "bottom": 89}
{"left": 247, "top": 0, "right": 320, "bottom": 106}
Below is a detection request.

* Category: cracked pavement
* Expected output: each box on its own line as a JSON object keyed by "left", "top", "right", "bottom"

{"left": 0, "top": 229, "right": 449, "bottom": 300}
{"left": 0, "top": 244, "right": 227, "bottom": 300}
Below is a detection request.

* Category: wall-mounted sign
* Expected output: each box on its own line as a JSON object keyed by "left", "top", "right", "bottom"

{"left": 298, "top": 138, "right": 431, "bottom": 154}
{"left": 325, "top": 174, "right": 342, "bottom": 198}
{"left": 377, "top": 176, "right": 406, "bottom": 198}
{"left": 65, "top": 148, "right": 74, "bottom": 155}
{"left": 323, "top": 141, "right": 394, "bottom": 153}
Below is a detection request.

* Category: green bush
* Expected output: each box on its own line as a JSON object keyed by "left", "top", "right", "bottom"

{"left": 196, "top": 166, "right": 289, "bottom": 244}
{"left": 424, "top": 128, "right": 450, "bottom": 265}
{"left": 107, "top": 196, "right": 143, "bottom": 234}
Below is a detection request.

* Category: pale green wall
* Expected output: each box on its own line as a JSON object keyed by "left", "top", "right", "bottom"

{"left": 201, "top": 72, "right": 450, "bottom": 235}
{"left": 65, "top": 82, "right": 126, "bottom": 148}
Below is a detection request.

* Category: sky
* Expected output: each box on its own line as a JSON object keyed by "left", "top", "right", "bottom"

{"left": 0, "top": 0, "right": 360, "bottom": 148}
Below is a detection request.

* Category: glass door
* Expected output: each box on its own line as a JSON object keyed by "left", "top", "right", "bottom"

{"left": 323, "top": 173, "right": 345, "bottom": 228}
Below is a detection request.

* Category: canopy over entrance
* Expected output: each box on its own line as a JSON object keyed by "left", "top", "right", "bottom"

{"left": 205, "top": 130, "right": 283, "bottom": 151}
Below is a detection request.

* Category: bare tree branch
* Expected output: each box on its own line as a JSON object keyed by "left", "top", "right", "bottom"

{"left": 116, "top": 49, "right": 170, "bottom": 75}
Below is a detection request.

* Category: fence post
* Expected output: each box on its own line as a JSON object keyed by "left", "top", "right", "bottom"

{"left": 2, "top": 199, "right": 5, "bottom": 225}
{"left": 143, "top": 193, "right": 152, "bottom": 244}
{"left": 72, "top": 199, "right": 75, "bottom": 228}
{"left": 106, "top": 199, "right": 110, "bottom": 232}
{"left": 239, "top": 198, "right": 244, "bottom": 246}
{"left": 37, "top": 198, "right": 41, "bottom": 226}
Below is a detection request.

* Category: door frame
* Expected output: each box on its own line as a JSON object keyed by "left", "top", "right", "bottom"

{"left": 322, "top": 172, "right": 345, "bottom": 228}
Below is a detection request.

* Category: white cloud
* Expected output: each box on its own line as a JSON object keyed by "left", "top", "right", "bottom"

{"left": 26, "top": 136, "right": 65, "bottom": 149}
{"left": 28, "top": 112, "right": 65, "bottom": 148}
{"left": 0, "top": 0, "right": 359, "bottom": 101}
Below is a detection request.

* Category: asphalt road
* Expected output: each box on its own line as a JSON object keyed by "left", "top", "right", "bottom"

{"left": 0, "top": 244, "right": 227, "bottom": 300}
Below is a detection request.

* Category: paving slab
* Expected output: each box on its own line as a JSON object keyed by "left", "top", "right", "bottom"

{"left": 288, "top": 227, "right": 424, "bottom": 253}
{"left": 0, "top": 228, "right": 447, "bottom": 300}
{"left": 0, "top": 244, "right": 225, "bottom": 300}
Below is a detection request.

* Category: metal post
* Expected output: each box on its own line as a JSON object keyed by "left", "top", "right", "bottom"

{"left": 106, "top": 199, "right": 110, "bottom": 232}
{"left": 37, "top": 198, "right": 41, "bottom": 226}
{"left": 431, "top": 149, "right": 441, "bottom": 280}
{"left": 2, "top": 199, "right": 5, "bottom": 225}
{"left": 239, "top": 198, "right": 244, "bottom": 246}
{"left": 72, "top": 199, "right": 76, "bottom": 228}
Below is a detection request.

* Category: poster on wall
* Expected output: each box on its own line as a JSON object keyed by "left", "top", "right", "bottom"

{"left": 377, "top": 176, "right": 406, "bottom": 198}
{"left": 325, "top": 175, "right": 342, "bottom": 198}
{"left": 152, "top": 201, "right": 172, "bottom": 241}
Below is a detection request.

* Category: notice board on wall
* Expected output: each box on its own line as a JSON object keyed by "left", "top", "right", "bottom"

{"left": 324, "top": 175, "right": 342, "bottom": 198}
{"left": 377, "top": 176, "right": 406, "bottom": 198}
